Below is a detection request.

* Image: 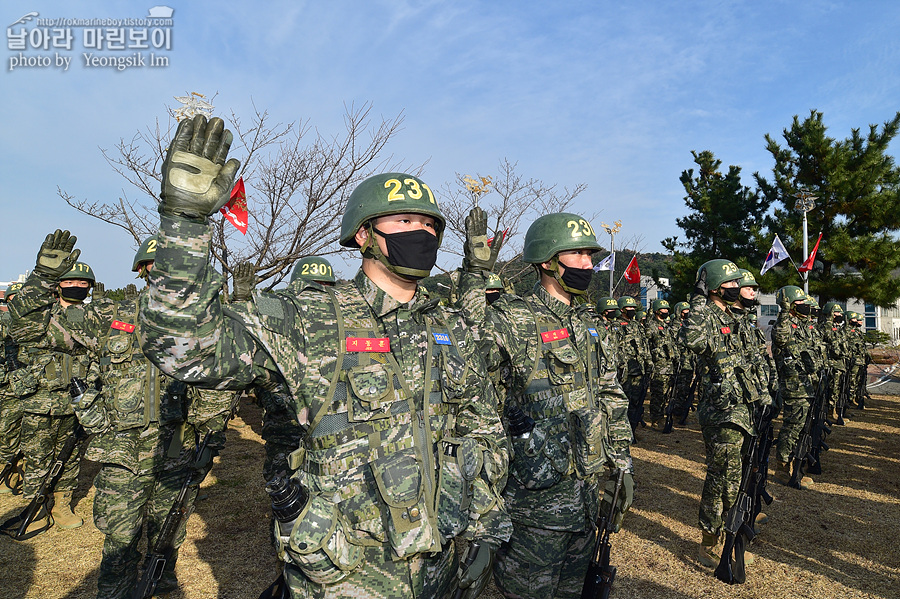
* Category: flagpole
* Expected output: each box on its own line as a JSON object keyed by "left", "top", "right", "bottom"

{"left": 609, "top": 236, "right": 614, "bottom": 295}
{"left": 795, "top": 191, "right": 817, "bottom": 294}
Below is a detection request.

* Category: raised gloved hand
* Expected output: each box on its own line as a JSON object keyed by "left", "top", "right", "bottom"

{"left": 159, "top": 115, "right": 241, "bottom": 221}
{"left": 463, "top": 207, "right": 503, "bottom": 272}
{"left": 692, "top": 267, "right": 708, "bottom": 300}
{"left": 35, "top": 230, "right": 80, "bottom": 279}
{"left": 456, "top": 540, "right": 496, "bottom": 599}
{"left": 123, "top": 283, "right": 138, "bottom": 300}
{"left": 602, "top": 471, "right": 635, "bottom": 533}
{"left": 231, "top": 262, "right": 256, "bottom": 302}
{"left": 92, "top": 281, "right": 106, "bottom": 300}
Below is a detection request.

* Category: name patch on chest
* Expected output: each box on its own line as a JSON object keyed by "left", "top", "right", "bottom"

{"left": 111, "top": 320, "right": 135, "bottom": 333}
{"left": 720, "top": 326, "right": 731, "bottom": 335}
{"left": 541, "top": 328, "right": 570, "bottom": 343}
{"left": 346, "top": 337, "right": 391, "bottom": 352}
{"left": 432, "top": 332, "right": 452, "bottom": 345}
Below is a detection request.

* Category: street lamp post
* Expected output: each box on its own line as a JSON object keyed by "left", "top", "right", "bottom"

{"left": 794, "top": 190, "right": 817, "bottom": 294}
{"left": 601, "top": 220, "right": 622, "bottom": 295}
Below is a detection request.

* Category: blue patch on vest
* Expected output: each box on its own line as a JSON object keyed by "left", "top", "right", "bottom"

{"left": 587, "top": 328, "right": 599, "bottom": 337}
{"left": 433, "top": 333, "right": 452, "bottom": 345}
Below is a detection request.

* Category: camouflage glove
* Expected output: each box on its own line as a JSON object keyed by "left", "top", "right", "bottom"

{"left": 463, "top": 207, "right": 503, "bottom": 272}
{"left": 92, "top": 282, "right": 106, "bottom": 300}
{"left": 456, "top": 540, "right": 496, "bottom": 599}
{"left": 231, "top": 262, "right": 256, "bottom": 302}
{"left": 159, "top": 115, "right": 241, "bottom": 221}
{"left": 123, "top": 283, "right": 138, "bottom": 300}
{"left": 34, "top": 229, "right": 81, "bottom": 279}
{"left": 602, "top": 471, "right": 635, "bottom": 533}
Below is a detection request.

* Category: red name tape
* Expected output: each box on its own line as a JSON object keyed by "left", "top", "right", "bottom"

{"left": 111, "top": 320, "right": 135, "bottom": 333}
{"left": 346, "top": 337, "right": 391, "bottom": 352}
{"left": 720, "top": 326, "right": 731, "bottom": 334}
{"left": 541, "top": 328, "right": 570, "bottom": 343}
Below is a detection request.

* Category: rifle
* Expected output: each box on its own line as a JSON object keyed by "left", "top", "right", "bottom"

{"left": 677, "top": 370, "right": 699, "bottom": 426}
{"left": 452, "top": 541, "right": 482, "bottom": 599}
{"left": 835, "top": 369, "right": 851, "bottom": 425}
{"left": 132, "top": 426, "right": 224, "bottom": 599}
{"left": 628, "top": 367, "right": 653, "bottom": 434}
{"left": 714, "top": 407, "right": 766, "bottom": 585}
{"left": 856, "top": 354, "right": 871, "bottom": 409}
{"left": 581, "top": 468, "right": 625, "bottom": 599}
{"left": 0, "top": 450, "right": 24, "bottom": 493}
{"left": 661, "top": 363, "right": 683, "bottom": 434}
{"left": 806, "top": 368, "right": 833, "bottom": 477}
{"left": 749, "top": 401, "right": 775, "bottom": 532}
{"left": 257, "top": 573, "right": 291, "bottom": 599}
{"left": 788, "top": 368, "right": 830, "bottom": 488}
{"left": 1, "top": 424, "right": 86, "bottom": 540}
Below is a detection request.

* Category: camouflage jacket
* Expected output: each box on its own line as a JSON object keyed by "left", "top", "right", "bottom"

{"left": 456, "top": 272, "right": 632, "bottom": 532}
{"left": 8, "top": 275, "right": 222, "bottom": 475}
{"left": 680, "top": 297, "right": 754, "bottom": 434}
{"left": 731, "top": 308, "right": 772, "bottom": 396}
{"left": 847, "top": 326, "right": 869, "bottom": 367}
{"left": 614, "top": 317, "right": 651, "bottom": 377}
{"left": 819, "top": 322, "right": 849, "bottom": 371}
{"left": 772, "top": 310, "right": 817, "bottom": 397}
{"left": 139, "top": 216, "right": 512, "bottom": 563}
{"left": 644, "top": 316, "right": 678, "bottom": 374}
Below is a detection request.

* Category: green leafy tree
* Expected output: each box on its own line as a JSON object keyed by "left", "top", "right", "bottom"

{"left": 663, "top": 150, "right": 772, "bottom": 299}
{"left": 755, "top": 110, "right": 900, "bottom": 306}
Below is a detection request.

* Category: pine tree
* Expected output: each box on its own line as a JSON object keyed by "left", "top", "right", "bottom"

{"left": 755, "top": 110, "right": 900, "bottom": 306}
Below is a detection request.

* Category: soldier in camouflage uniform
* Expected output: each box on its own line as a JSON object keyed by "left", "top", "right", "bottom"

{"left": 594, "top": 297, "right": 620, "bottom": 354}
{"left": 454, "top": 209, "right": 634, "bottom": 599}
{"left": 669, "top": 301, "right": 697, "bottom": 425}
{"left": 9, "top": 232, "right": 231, "bottom": 598}
{"left": 819, "top": 302, "right": 849, "bottom": 423}
{"left": 15, "top": 261, "right": 96, "bottom": 533}
{"left": 614, "top": 296, "right": 652, "bottom": 433}
{"left": 680, "top": 260, "right": 770, "bottom": 569}
{"left": 770, "top": 285, "right": 818, "bottom": 489}
{"left": 137, "top": 115, "right": 511, "bottom": 599}
{"left": 645, "top": 299, "right": 678, "bottom": 430}
{"left": 0, "top": 283, "right": 25, "bottom": 494}
{"left": 846, "top": 312, "right": 869, "bottom": 408}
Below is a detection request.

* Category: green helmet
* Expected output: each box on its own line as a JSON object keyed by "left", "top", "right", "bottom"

{"left": 4, "top": 282, "right": 23, "bottom": 299}
{"left": 597, "top": 296, "right": 619, "bottom": 312}
{"left": 696, "top": 259, "right": 742, "bottom": 291}
{"left": 822, "top": 301, "right": 843, "bottom": 316}
{"left": 522, "top": 213, "right": 602, "bottom": 264}
{"left": 290, "top": 256, "right": 336, "bottom": 284}
{"left": 776, "top": 285, "right": 806, "bottom": 305}
{"left": 132, "top": 236, "right": 158, "bottom": 271}
{"left": 339, "top": 173, "right": 445, "bottom": 248}
{"left": 485, "top": 272, "right": 505, "bottom": 290}
{"left": 618, "top": 296, "right": 639, "bottom": 310}
{"left": 748, "top": 312, "right": 758, "bottom": 324}
{"left": 674, "top": 301, "right": 689, "bottom": 314}
{"left": 651, "top": 299, "right": 670, "bottom": 313}
{"left": 738, "top": 269, "right": 758, "bottom": 288}
{"left": 60, "top": 262, "right": 95, "bottom": 284}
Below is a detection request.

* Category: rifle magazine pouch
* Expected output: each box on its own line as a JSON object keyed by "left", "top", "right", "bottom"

{"left": 437, "top": 437, "right": 481, "bottom": 540}
{"left": 346, "top": 364, "right": 394, "bottom": 422}
{"left": 8, "top": 368, "right": 37, "bottom": 397}
{"left": 547, "top": 344, "right": 579, "bottom": 386}
{"left": 286, "top": 494, "right": 363, "bottom": 585}
{"left": 72, "top": 389, "right": 110, "bottom": 434}
{"left": 510, "top": 419, "right": 566, "bottom": 490}
{"left": 569, "top": 407, "right": 606, "bottom": 478}
{"left": 371, "top": 447, "right": 438, "bottom": 558}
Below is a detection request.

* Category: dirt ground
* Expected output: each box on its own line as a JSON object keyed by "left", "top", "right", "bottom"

{"left": 1, "top": 394, "right": 898, "bottom": 599}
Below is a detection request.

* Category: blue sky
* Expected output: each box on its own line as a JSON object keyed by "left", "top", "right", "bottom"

{"left": 3, "top": 0, "right": 899, "bottom": 288}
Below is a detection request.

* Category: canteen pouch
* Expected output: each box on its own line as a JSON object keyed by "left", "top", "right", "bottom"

{"left": 346, "top": 364, "right": 394, "bottom": 422}
{"left": 371, "top": 447, "right": 439, "bottom": 558}
{"left": 569, "top": 406, "right": 606, "bottom": 478}
{"left": 510, "top": 418, "right": 568, "bottom": 490}
{"left": 436, "top": 436, "right": 481, "bottom": 540}
{"left": 284, "top": 494, "right": 363, "bottom": 585}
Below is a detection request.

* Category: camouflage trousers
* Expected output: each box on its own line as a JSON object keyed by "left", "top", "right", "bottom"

{"left": 0, "top": 390, "right": 23, "bottom": 463}
{"left": 647, "top": 368, "right": 675, "bottom": 422}
{"left": 671, "top": 368, "right": 696, "bottom": 423}
{"left": 826, "top": 368, "right": 847, "bottom": 415}
{"left": 849, "top": 363, "right": 866, "bottom": 406}
{"left": 493, "top": 522, "right": 593, "bottom": 599}
{"left": 621, "top": 372, "right": 646, "bottom": 430}
{"left": 699, "top": 424, "right": 746, "bottom": 536}
{"left": 93, "top": 463, "right": 198, "bottom": 599}
{"left": 20, "top": 412, "right": 81, "bottom": 497}
{"left": 775, "top": 394, "right": 810, "bottom": 464}
{"left": 284, "top": 540, "right": 457, "bottom": 599}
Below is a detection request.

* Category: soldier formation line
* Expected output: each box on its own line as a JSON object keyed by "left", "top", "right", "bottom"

{"left": 0, "top": 114, "right": 874, "bottom": 599}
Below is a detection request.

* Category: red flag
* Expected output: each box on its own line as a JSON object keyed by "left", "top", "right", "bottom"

{"left": 798, "top": 232, "right": 823, "bottom": 273}
{"left": 220, "top": 177, "right": 249, "bottom": 235}
{"left": 624, "top": 255, "right": 640, "bottom": 284}
{"left": 487, "top": 228, "right": 509, "bottom": 246}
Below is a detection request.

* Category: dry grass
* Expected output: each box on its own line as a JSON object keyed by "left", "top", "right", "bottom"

{"left": 2, "top": 396, "right": 898, "bottom": 599}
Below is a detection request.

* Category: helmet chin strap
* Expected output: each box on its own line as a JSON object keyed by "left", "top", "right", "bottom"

{"left": 360, "top": 223, "right": 426, "bottom": 281}
{"left": 539, "top": 256, "right": 587, "bottom": 296}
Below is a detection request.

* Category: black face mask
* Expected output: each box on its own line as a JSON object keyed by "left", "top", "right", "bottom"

{"left": 372, "top": 227, "right": 440, "bottom": 280}
{"left": 559, "top": 266, "right": 593, "bottom": 293}
{"left": 681, "top": 311, "right": 689, "bottom": 320}
{"left": 720, "top": 287, "right": 741, "bottom": 303}
{"left": 739, "top": 295, "right": 758, "bottom": 308}
{"left": 834, "top": 315, "right": 844, "bottom": 324}
{"left": 59, "top": 286, "right": 90, "bottom": 302}
{"left": 623, "top": 308, "right": 636, "bottom": 320}
{"left": 658, "top": 310, "right": 669, "bottom": 319}
{"left": 795, "top": 303, "right": 812, "bottom": 316}
{"left": 486, "top": 291, "right": 502, "bottom": 305}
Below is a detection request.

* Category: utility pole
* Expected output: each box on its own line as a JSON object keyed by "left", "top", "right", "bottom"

{"left": 794, "top": 190, "right": 817, "bottom": 294}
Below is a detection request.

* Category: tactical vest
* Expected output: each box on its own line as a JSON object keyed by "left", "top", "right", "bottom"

{"left": 22, "top": 345, "right": 87, "bottom": 415}
{"left": 272, "top": 282, "right": 481, "bottom": 573}
{"left": 505, "top": 297, "right": 607, "bottom": 490}
{"left": 88, "top": 300, "right": 186, "bottom": 431}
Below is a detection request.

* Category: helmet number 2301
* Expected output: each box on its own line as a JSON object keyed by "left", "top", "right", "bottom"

{"left": 567, "top": 219, "right": 594, "bottom": 238}
{"left": 384, "top": 178, "right": 436, "bottom": 204}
